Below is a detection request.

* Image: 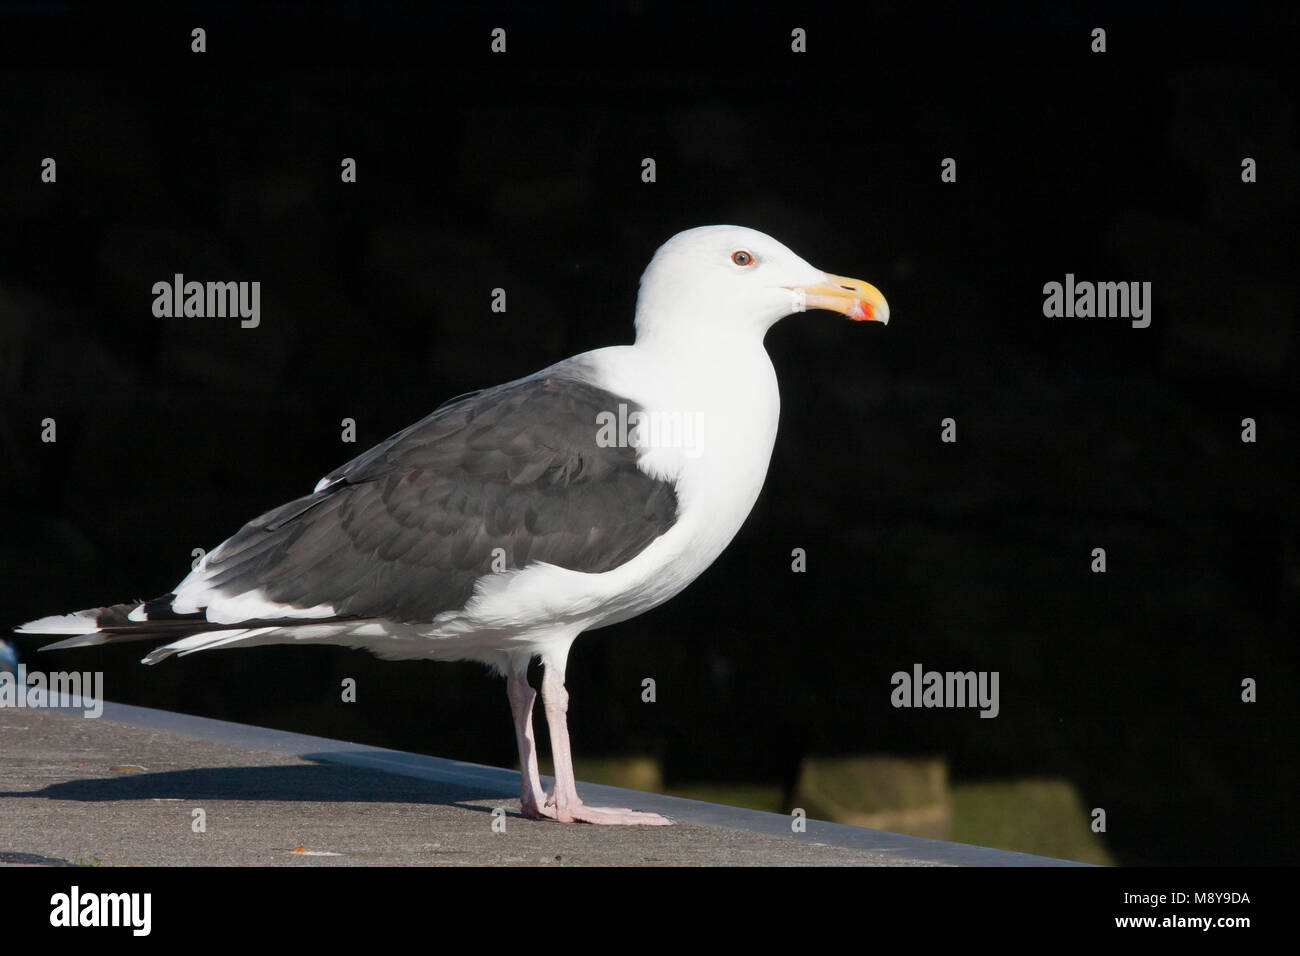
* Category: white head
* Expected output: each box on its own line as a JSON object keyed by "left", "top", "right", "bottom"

{"left": 633, "top": 225, "right": 888, "bottom": 347}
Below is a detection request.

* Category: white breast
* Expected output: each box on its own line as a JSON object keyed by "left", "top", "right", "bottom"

{"left": 616, "top": 340, "right": 781, "bottom": 576}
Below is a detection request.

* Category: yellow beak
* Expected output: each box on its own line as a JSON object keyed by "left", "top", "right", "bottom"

{"left": 793, "top": 274, "right": 890, "bottom": 324}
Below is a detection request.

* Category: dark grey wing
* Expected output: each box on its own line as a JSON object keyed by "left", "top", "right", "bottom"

{"left": 198, "top": 372, "right": 679, "bottom": 622}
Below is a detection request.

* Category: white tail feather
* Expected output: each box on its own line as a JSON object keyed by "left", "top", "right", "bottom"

{"left": 15, "top": 612, "right": 101, "bottom": 635}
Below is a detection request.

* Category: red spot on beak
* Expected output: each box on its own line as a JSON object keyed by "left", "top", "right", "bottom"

{"left": 849, "top": 300, "right": 875, "bottom": 322}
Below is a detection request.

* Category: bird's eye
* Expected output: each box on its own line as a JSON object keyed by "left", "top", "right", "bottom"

{"left": 732, "top": 250, "right": 755, "bottom": 266}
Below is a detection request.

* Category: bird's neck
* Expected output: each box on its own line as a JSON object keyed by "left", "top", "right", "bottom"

{"left": 632, "top": 314, "right": 768, "bottom": 364}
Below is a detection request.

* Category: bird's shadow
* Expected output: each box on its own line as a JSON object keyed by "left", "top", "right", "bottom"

{"left": 0, "top": 754, "right": 521, "bottom": 817}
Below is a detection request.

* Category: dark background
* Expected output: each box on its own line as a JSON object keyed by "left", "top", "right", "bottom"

{"left": 1, "top": 4, "right": 1296, "bottom": 864}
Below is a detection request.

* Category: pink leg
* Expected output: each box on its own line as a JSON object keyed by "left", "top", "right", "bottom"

{"left": 506, "top": 664, "right": 547, "bottom": 819}
{"left": 536, "top": 651, "right": 671, "bottom": 826}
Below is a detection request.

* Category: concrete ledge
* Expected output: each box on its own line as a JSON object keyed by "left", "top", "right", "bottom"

{"left": 0, "top": 700, "right": 1089, "bottom": 866}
